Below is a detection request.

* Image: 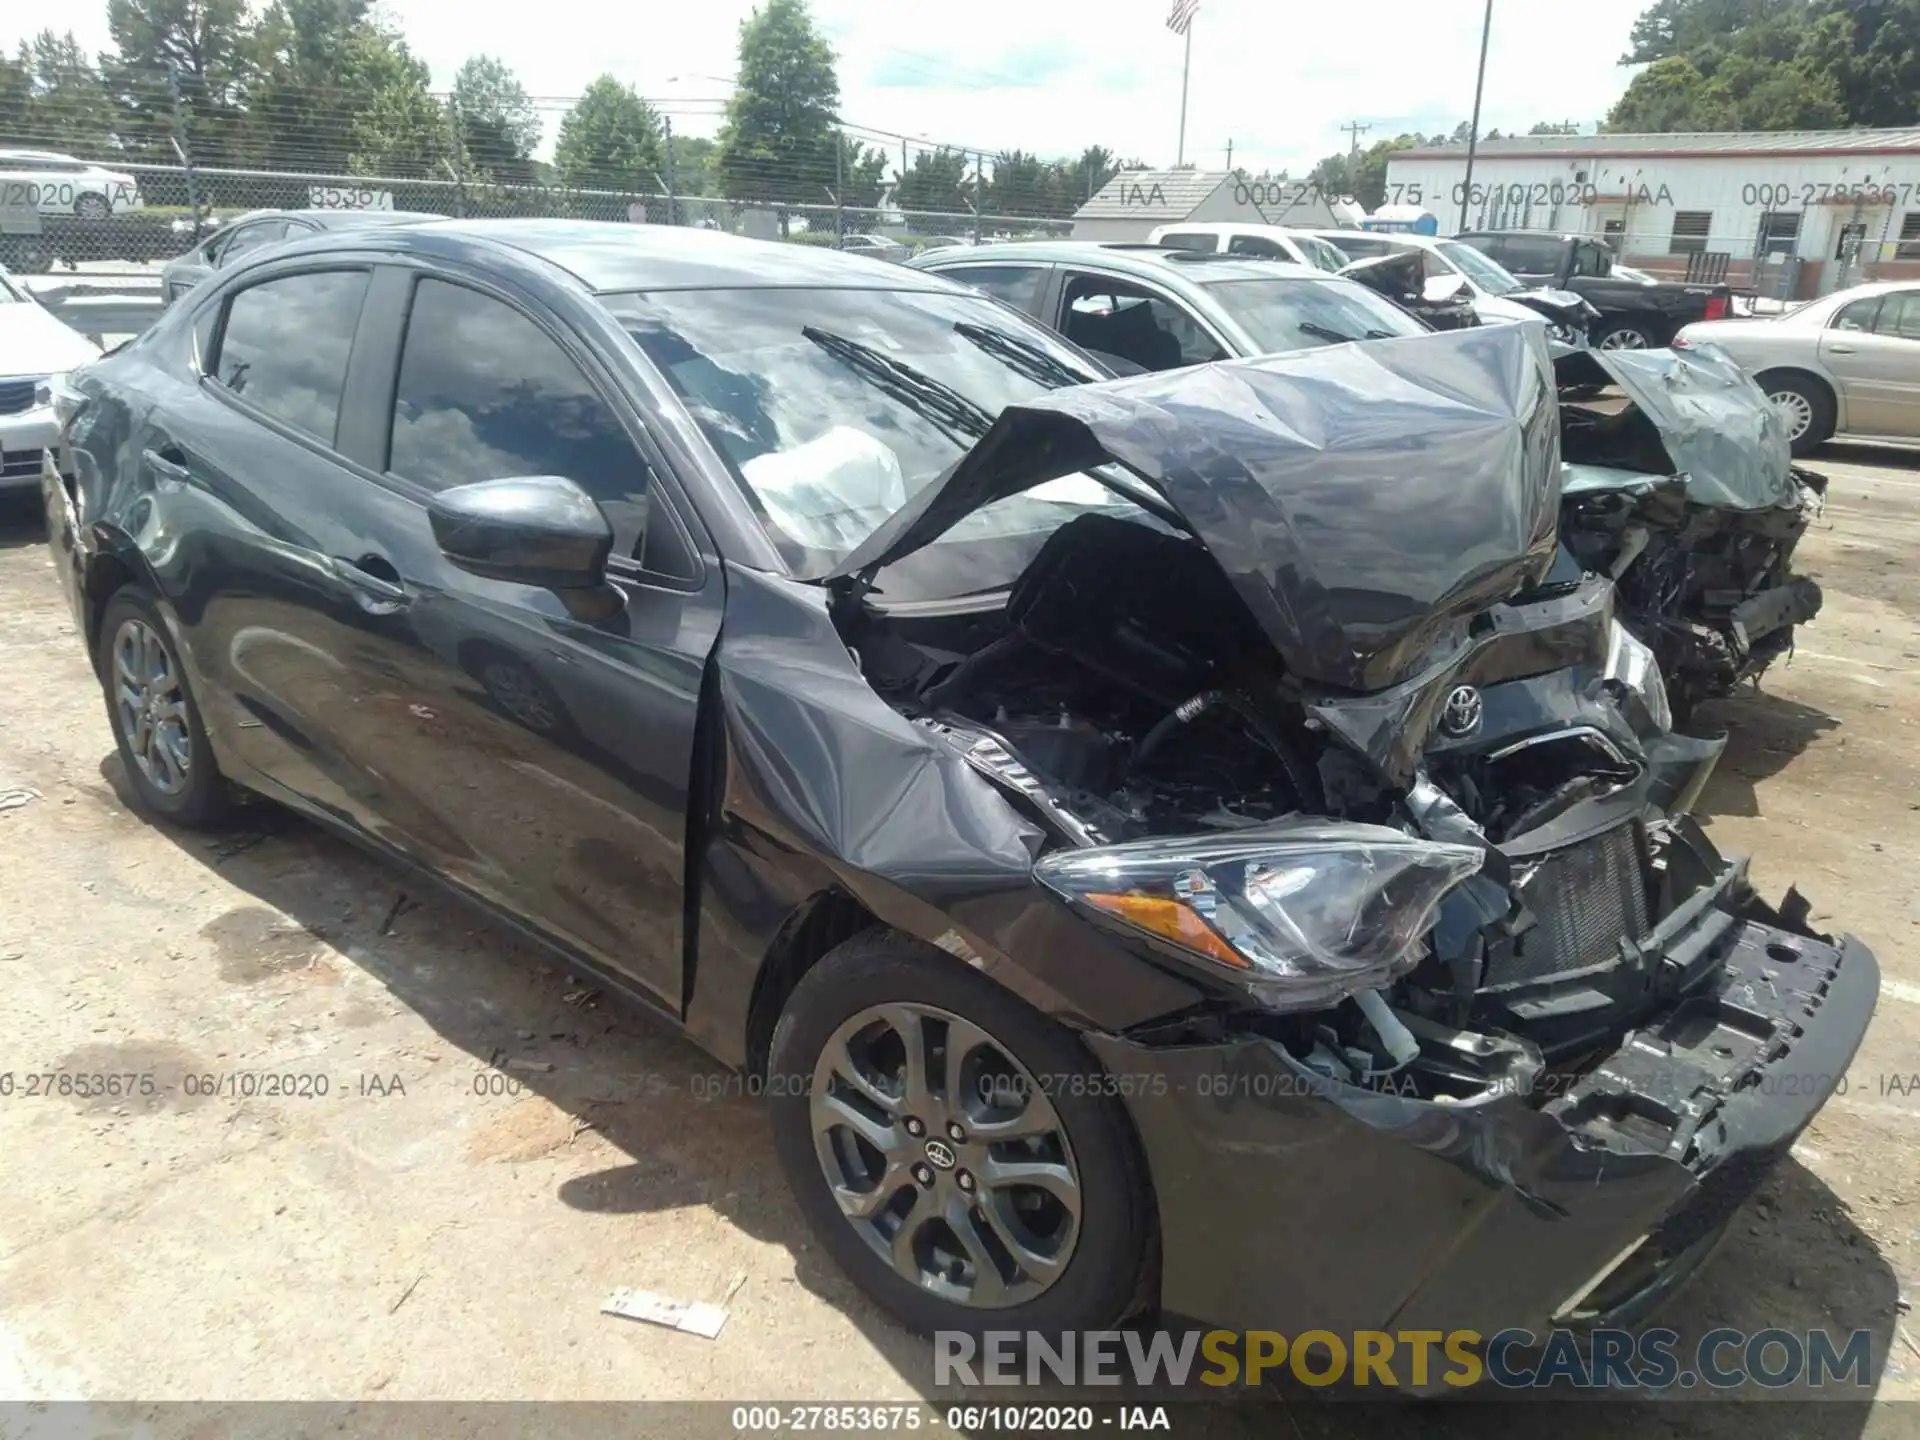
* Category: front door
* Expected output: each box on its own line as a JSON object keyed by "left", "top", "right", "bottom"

{"left": 317, "top": 268, "right": 721, "bottom": 1008}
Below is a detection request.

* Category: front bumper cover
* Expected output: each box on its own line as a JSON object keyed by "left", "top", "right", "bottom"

{"left": 1087, "top": 898, "right": 1876, "bottom": 1350}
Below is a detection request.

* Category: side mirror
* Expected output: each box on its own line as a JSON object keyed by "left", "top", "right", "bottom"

{"left": 1422, "top": 274, "right": 1469, "bottom": 305}
{"left": 427, "top": 475, "right": 613, "bottom": 591}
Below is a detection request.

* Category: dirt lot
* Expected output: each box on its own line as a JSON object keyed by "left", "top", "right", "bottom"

{"left": 2, "top": 447, "right": 1919, "bottom": 1436}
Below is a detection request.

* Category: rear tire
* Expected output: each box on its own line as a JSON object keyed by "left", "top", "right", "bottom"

{"left": 1595, "top": 321, "right": 1656, "bottom": 350}
{"left": 74, "top": 193, "right": 111, "bottom": 220}
{"left": 1757, "top": 371, "right": 1835, "bottom": 458}
{"left": 768, "top": 930, "right": 1154, "bottom": 1340}
{"left": 97, "top": 587, "right": 232, "bottom": 829}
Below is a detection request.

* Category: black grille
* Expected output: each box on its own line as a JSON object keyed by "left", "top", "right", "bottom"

{"left": 0, "top": 379, "right": 37, "bottom": 415}
{"left": 1, "top": 450, "right": 40, "bottom": 479}
{"left": 1485, "top": 824, "right": 1650, "bottom": 988}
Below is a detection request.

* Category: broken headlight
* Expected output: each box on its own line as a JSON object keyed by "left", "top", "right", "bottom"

{"left": 1604, "top": 619, "right": 1673, "bottom": 734}
{"left": 1035, "top": 823, "right": 1483, "bottom": 1011}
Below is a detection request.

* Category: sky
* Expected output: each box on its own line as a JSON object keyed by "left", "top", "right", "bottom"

{"left": 33, "top": 0, "right": 1653, "bottom": 175}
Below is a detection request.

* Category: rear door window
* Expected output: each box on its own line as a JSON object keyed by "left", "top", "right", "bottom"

{"left": 219, "top": 220, "right": 290, "bottom": 264}
{"left": 388, "top": 277, "right": 656, "bottom": 560}
{"left": 1156, "top": 231, "right": 1221, "bottom": 253}
{"left": 1498, "top": 235, "right": 1566, "bottom": 276}
{"left": 212, "top": 269, "right": 370, "bottom": 444}
{"left": 1226, "top": 234, "right": 1290, "bottom": 259}
{"left": 1875, "top": 291, "right": 1920, "bottom": 341}
{"left": 1058, "top": 272, "right": 1226, "bottom": 371}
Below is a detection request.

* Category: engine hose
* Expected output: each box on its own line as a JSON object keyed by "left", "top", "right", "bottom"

{"left": 1130, "top": 690, "right": 1226, "bottom": 771}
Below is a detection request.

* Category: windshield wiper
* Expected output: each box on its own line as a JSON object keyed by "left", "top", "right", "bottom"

{"left": 953, "top": 320, "right": 1097, "bottom": 390}
{"left": 1297, "top": 322, "right": 1362, "bottom": 345}
{"left": 801, "top": 325, "right": 996, "bottom": 440}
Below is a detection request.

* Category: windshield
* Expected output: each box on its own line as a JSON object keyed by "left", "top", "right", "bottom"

{"left": 1200, "top": 276, "right": 1428, "bottom": 351}
{"left": 1434, "top": 240, "right": 1526, "bottom": 296}
{"left": 1296, "top": 236, "right": 1351, "bottom": 273}
{"left": 0, "top": 269, "right": 23, "bottom": 303}
{"left": 603, "top": 286, "right": 1132, "bottom": 576}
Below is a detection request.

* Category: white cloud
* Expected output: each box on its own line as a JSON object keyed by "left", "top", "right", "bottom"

{"left": 31, "top": 0, "right": 1651, "bottom": 174}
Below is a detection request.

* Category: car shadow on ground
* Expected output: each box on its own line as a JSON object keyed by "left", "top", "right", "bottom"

{"left": 0, "top": 493, "right": 48, "bottom": 550}
{"left": 1691, "top": 688, "right": 1842, "bottom": 819}
{"left": 1819, "top": 442, "right": 1920, "bottom": 473}
{"left": 104, "top": 754, "right": 1900, "bottom": 1428}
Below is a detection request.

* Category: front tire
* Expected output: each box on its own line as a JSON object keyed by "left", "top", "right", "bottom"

{"left": 97, "top": 587, "right": 231, "bottom": 828}
{"left": 768, "top": 930, "right": 1153, "bottom": 1339}
{"left": 74, "top": 193, "right": 111, "bottom": 220}
{"left": 1758, "top": 371, "right": 1835, "bottom": 458}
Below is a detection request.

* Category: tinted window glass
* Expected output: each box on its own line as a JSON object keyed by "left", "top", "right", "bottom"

{"left": 938, "top": 264, "right": 1046, "bottom": 312}
{"left": 1226, "top": 234, "right": 1289, "bottom": 259}
{"left": 390, "top": 278, "right": 652, "bottom": 558}
{"left": 1877, "top": 291, "right": 1920, "bottom": 340}
{"left": 1493, "top": 236, "right": 1565, "bottom": 275}
{"left": 220, "top": 220, "right": 288, "bottom": 264}
{"left": 1157, "top": 231, "right": 1220, "bottom": 253}
{"left": 1833, "top": 296, "right": 1881, "bottom": 332}
{"left": 1061, "top": 274, "right": 1225, "bottom": 371}
{"left": 215, "top": 270, "right": 368, "bottom": 443}
{"left": 1326, "top": 233, "right": 1391, "bottom": 259}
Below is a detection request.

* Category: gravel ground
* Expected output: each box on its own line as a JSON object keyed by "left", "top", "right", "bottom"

{"left": 0, "top": 445, "right": 1918, "bottom": 1436}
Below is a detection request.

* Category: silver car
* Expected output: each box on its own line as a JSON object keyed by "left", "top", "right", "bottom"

{"left": 1675, "top": 281, "right": 1920, "bottom": 456}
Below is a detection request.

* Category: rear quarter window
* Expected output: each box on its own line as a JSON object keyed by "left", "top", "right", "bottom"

{"left": 210, "top": 269, "right": 370, "bottom": 444}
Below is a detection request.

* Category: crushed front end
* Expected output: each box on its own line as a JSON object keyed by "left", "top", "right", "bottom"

{"left": 827, "top": 325, "right": 1876, "bottom": 1349}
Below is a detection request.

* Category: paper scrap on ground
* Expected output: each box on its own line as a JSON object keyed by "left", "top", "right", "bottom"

{"left": 602, "top": 1288, "right": 728, "bottom": 1339}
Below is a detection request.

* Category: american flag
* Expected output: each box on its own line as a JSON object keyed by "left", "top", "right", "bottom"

{"left": 1167, "top": 0, "right": 1199, "bottom": 34}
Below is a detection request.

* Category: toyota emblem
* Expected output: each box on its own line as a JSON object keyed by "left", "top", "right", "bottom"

{"left": 922, "top": 1139, "right": 958, "bottom": 1170}
{"left": 1439, "top": 685, "right": 1484, "bottom": 738}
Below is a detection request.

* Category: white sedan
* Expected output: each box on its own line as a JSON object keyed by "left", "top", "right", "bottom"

{"left": 0, "top": 149, "right": 143, "bottom": 218}
{"left": 1675, "top": 280, "right": 1920, "bottom": 456}
{"left": 0, "top": 269, "right": 101, "bottom": 491}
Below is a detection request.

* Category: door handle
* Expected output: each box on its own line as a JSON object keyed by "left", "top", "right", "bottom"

{"left": 1829, "top": 343, "right": 1858, "bottom": 354}
{"left": 329, "top": 554, "right": 412, "bottom": 611}
{"left": 141, "top": 447, "right": 189, "bottom": 483}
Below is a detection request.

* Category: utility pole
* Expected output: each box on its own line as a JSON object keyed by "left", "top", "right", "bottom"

{"left": 1176, "top": 23, "right": 1192, "bottom": 165}
{"left": 972, "top": 151, "right": 984, "bottom": 244}
{"left": 1458, "top": 0, "right": 1494, "bottom": 231}
{"left": 165, "top": 63, "right": 202, "bottom": 240}
{"left": 1225, "top": 139, "right": 1233, "bottom": 173}
{"left": 834, "top": 127, "right": 845, "bottom": 244}
{"left": 664, "top": 117, "right": 677, "bottom": 226}
{"left": 1341, "top": 121, "right": 1371, "bottom": 157}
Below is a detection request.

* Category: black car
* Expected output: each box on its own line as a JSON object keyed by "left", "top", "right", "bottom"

{"left": 1455, "top": 231, "right": 1733, "bottom": 351}
{"left": 42, "top": 220, "right": 1875, "bottom": 1354}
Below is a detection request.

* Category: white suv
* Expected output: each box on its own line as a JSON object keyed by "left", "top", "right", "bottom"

{"left": 0, "top": 149, "right": 144, "bottom": 218}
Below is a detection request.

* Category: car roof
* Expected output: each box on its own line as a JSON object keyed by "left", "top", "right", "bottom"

{"left": 1459, "top": 230, "right": 1580, "bottom": 241}
{"left": 0, "top": 148, "right": 81, "bottom": 162}
{"left": 1149, "top": 222, "right": 1328, "bottom": 238}
{"left": 220, "top": 208, "right": 444, "bottom": 227}
{"left": 911, "top": 240, "right": 1325, "bottom": 285}
{"left": 267, "top": 217, "right": 964, "bottom": 293}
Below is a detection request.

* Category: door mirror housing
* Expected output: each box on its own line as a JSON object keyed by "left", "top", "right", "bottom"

{"left": 427, "top": 476, "right": 613, "bottom": 590}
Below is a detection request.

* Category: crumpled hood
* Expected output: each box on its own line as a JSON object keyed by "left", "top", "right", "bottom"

{"left": 833, "top": 323, "right": 1563, "bottom": 693}
{"left": 1574, "top": 345, "right": 1798, "bottom": 510}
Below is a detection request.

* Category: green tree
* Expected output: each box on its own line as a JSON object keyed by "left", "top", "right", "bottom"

{"left": 344, "top": 26, "right": 450, "bottom": 176}
{"left": 985, "top": 149, "right": 1053, "bottom": 217}
{"left": 554, "top": 75, "right": 663, "bottom": 191}
{"left": 714, "top": 0, "right": 840, "bottom": 205}
{"left": 102, "top": 0, "right": 255, "bottom": 164}
{"left": 669, "top": 133, "right": 718, "bottom": 196}
{"left": 451, "top": 55, "right": 539, "bottom": 183}
{"left": 242, "top": 0, "right": 376, "bottom": 170}
{"left": 0, "top": 48, "right": 35, "bottom": 145}
{"left": 831, "top": 133, "right": 888, "bottom": 207}
{"left": 894, "top": 145, "right": 970, "bottom": 214}
{"left": 1310, "top": 133, "right": 1422, "bottom": 210}
{"left": 1061, "top": 145, "right": 1119, "bottom": 208}
{"left": 1529, "top": 120, "right": 1582, "bottom": 134}
{"left": 20, "top": 31, "right": 114, "bottom": 153}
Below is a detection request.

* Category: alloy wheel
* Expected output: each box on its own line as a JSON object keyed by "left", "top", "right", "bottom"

{"left": 75, "top": 194, "right": 111, "bottom": 220}
{"left": 1769, "top": 390, "right": 1814, "bottom": 443}
{"left": 111, "top": 617, "right": 193, "bottom": 796}
{"left": 809, "top": 1002, "right": 1082, "bottom": 1308}
{"left": 1599, "top": 328, "right": 1651, "bottom": 350}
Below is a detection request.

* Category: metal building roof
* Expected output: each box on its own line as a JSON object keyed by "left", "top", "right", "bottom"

{"left": 1073, "top": 169, "right": 1233, "bottom": 220}
{"left": 1395, "top": 128, "right": 1920, "bottom": 161}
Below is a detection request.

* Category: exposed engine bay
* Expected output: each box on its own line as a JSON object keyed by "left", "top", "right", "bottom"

{"left": 841, "top": 510, "right": 1749, "bottom": 1084}
{"left": 1556, "top": 347, "right": 1828, "bottom": 716}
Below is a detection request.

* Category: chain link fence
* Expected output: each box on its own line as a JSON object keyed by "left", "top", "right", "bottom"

{"left": 0, "top": 158, "right": 1073, "bottom": 275}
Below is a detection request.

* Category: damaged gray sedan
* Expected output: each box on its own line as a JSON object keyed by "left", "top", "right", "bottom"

{"left": 48, "top": 224, "right": 1874, "bottom": 1359}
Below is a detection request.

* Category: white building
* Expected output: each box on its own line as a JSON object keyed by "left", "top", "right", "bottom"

{"left": 1072, "top": 170, "right": 1341, "bottom": 242}
{"left": 1385, "top": 128, "right": 1920, "bottom": 298}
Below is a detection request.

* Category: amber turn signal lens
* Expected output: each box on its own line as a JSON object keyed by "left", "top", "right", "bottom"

{"left": 1084, "top": 893, "right": 1249, "bottom": 969}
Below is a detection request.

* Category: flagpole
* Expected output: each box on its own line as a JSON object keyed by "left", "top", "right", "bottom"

{"left": 1177, "top": 21, "right": 1192, "bottom": 165}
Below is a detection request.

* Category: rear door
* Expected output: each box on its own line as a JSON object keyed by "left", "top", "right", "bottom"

{"left": 308, "top": 265, "right": 722, "bottom": 1007}
{"left": 1822, "top": 288, "right": 1920, "bottom": 437}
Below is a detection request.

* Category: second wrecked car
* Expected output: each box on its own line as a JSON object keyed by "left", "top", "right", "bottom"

{"left": 44, "top": 222, "right": 1874, "bottom": 1361}
{"left": 1557, "top": 344, "right": 1829, "bottom": 717}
